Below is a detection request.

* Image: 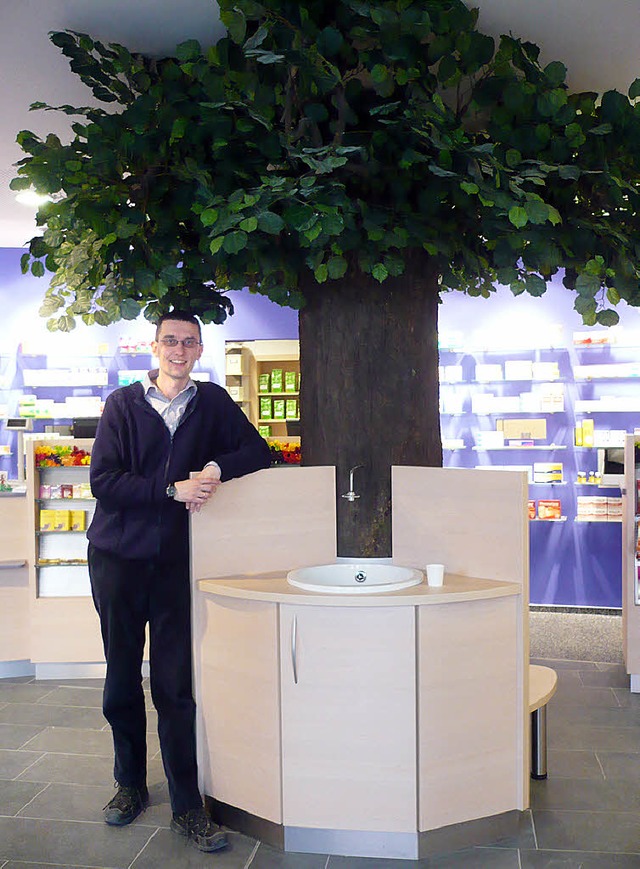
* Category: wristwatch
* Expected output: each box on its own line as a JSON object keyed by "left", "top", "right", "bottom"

{"left": 166, "top": 483, "right": 177, "bottom": 499}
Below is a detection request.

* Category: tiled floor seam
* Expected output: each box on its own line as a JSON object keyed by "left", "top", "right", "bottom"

{"left": 127, "top": 824, "right": 162, "bottom": 869}
{"left": 242, "top": 839, "right": 260, "bottom": 867}
{"left": 9, "top": 751, "right": 46, "bottom": 780}
{"left": 11, "top": 780, "right": 51, "bottom": 815}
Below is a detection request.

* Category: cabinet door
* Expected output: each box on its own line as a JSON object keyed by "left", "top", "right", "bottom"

{"left": 196, "top": 595, "right": 282, "bottom": 823}
{"left": 280, "top": 604, "right": 416, "bottom": 832}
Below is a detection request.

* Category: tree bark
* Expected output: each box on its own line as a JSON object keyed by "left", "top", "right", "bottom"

{"left": 298, "top": 258, "right": 443, "bottom": 557}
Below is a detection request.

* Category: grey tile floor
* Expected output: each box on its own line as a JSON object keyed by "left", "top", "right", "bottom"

{"left": 0, "top": 658, "right": 639, "bottom": 868}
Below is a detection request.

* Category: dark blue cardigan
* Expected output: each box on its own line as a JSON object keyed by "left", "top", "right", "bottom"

{"left": 87, "top": 380, "right": 271, "bottom": 561}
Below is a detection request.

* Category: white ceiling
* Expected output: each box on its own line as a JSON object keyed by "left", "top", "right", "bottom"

{"left": 2, "top": 0, "right": 640, "bottom": 249}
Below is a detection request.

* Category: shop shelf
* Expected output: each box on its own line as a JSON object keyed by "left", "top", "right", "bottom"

{"left": 530, "top": 517, "right": 567, "bottom": 522}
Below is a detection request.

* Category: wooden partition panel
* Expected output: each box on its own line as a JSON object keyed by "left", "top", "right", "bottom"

{"left": 392, "top": 466, "right": 529, "bottom": 815}
{"left": 190, "top": 465, "right": 336, "bottom": 581}
{"left": 391, "top": 466, "right": 529, "bottom": 587}
{"left": 418, "top": 596, "right": 520, "bottom": 829}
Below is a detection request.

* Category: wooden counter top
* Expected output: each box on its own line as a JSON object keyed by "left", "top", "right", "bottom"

{"left": 197, "top": 571, "right": 521, "bottom": 606}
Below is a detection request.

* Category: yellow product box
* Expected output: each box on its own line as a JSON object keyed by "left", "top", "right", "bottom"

{"left": 70, "top": 510, "right": 86, "bottom": 531}
{"left": 52, "top": 510, "right": 72, "bottom": 531}
{"left": 39, "top": 509, "right": 56, "bottom": 531}
{"left": 581, "top": 418, "right": 594, "bottom": 448}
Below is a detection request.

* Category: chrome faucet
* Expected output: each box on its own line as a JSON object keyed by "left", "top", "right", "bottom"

{"left": 341, "top": 465, "right": 364, "bottom": 501}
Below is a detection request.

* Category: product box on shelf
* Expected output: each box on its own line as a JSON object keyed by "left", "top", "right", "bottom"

{"left": 499, "top": 418, "right": 547, "bottom": 441}
{"left": 258, "top": 373, "right": 270, "bottom": 392}
{"left": 70, "top": 510, "right": 86, "bottom": 531}
{"left": 39, "top": 509, "right": 56, "bottom": 531}
{"left": 225, "top": 354, "right": 244, "bottom": 375}
{"left": 72, "top": 482, "right": 92, "bottom": 499}
{"left": 52, "top": 510, "right": 72, "bottom": 531}
{"left": 533, "top": 462, "right": 563, "bottom": 483}
{"left": 285, "top": 371, "right": 298, "bottom": 392}
{"left": 504, "top": 360, "right": 533, "bottom": 380}
{"left": 475, "top": 363, "right": 503, "bottom": 381}
{"left": 270, "top": 369, "right": 283, "bottom": 392}
{"left": 273, "top": 399, "right": 286, "bottom": 420}
{"left": 285, "top": 399, "right": 298, "bottom": 419}
{"left": 259, "top": 397, "right": 272, "bottom": 419}
{"left": 581, "top": 419, "right": 595, "bottom": 447}
{"left": 537, "top": 500, "right": 562, "bottom": 520}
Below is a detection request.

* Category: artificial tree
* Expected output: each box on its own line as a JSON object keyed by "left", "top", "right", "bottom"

{"left": 13, "top": 0, "right": 640, "bottom": 555}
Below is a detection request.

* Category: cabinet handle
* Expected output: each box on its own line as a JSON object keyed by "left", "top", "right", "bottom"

{"left": 291, "top": 614, "right": 298, "bottom": 684}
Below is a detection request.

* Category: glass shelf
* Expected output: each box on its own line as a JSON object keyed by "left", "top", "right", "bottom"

{"left": 530, "top": 517, "right": 567, "bottom": 522}
{"left": 472, "top": 445, "right": 567, "bottom": 451}
{"left": 36, "top": 530, "right": 88, "bottom": 536}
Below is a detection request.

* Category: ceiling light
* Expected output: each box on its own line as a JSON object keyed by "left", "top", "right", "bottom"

{"left": 15, "top": 189, "right": 54, "bottom": 207}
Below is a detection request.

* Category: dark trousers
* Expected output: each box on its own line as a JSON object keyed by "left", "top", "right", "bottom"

{"left": 88, "top": 543, "right": 201, "bottom": 815}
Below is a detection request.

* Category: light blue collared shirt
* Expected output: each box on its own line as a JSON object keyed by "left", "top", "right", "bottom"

{"left": 143, "top": 370, "right": 196, "bottom": 438}
{"left": 142, "top": 371, "right": 221, "bottom": 478}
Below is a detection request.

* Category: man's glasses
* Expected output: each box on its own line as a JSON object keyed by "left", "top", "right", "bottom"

{"left": 158, "top": 337, "right": 202, "bottom": 348}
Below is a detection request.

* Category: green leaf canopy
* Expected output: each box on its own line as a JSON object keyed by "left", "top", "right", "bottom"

{"left": 13, "top": 0, "right": 640, "bottom": 329}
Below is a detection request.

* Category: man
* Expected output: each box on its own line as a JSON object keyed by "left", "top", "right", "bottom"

{"left": 87, "top": 311, "right": 271, "bottom": 852}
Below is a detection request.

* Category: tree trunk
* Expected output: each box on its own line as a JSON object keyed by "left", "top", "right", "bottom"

{"left": 298, "top": 259, "right": 443, "bottom": 557}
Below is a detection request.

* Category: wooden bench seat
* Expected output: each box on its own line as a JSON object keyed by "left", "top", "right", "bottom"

{"left": 529, "top": 664, "right": 558, "bottom": 779}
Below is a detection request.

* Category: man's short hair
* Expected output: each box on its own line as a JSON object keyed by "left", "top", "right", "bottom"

{"left": 155, "top": 311, "right": 202, "bottom": 340}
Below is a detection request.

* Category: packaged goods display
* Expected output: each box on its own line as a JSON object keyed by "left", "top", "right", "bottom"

{"left": 270, "top": 369, "right": 283, "bottom": 392}
{"left": 285, "top": 399, "right": 298, "bottom": 419}
{"left": 285, "top": 371, "right": 298, "bottom": 392}
{"left": 273, "top": 399, "right": 285, "bottom": 420}
{"left": 258, "top": 373, "right": 270, "bottom": 392}
{"left": 259, "top": 397, "right": 272, "bottom": 419}
{"left": 70, "top": 510, "right": 86, "bottom": 531}
{"left": 537, "top": 500, "right": 562, "bottom": 520}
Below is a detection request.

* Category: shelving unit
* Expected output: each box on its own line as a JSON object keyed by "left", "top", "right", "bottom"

{"left": 23, "top": 437, "right": 104, "bottom": 669}
{"left": 440, "top": 339, "right": 632, "bottom": 607}
{"left": 29, "top": 453, "right": 94, "bottom": 598}
{"left": 225, "top": 340, "right": 300, "bottom": 441}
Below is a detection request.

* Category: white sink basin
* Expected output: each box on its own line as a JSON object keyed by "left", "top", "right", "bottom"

{"left": 287, "top": 563, "right": 424, "bottom": 594}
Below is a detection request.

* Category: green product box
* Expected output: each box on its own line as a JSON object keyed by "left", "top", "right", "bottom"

{"left": 259, "top": 397, "right": 273, "bottom": 419}
{"left": 285, "top": 399, "right": 298, "bottom": 419}
{"left": 258, "top": 373, "right": 270, "bottom": 392}
{"left": 270, "top": 369, "right": 283, "bottom": 392}
{"left": 258, "top": 424, "right": 272, "bottom": 437}
{"left": 285, "top": 371, "right": 297, "bottom": 392}
{"left": 273, "top": 398, "right": 286, "bottom": 419}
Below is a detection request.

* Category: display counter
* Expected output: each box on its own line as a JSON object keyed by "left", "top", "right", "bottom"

{"left": 190, "top": 465, "right": 529, "bottom": 860}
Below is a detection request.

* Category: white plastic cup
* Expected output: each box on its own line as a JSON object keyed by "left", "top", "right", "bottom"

{"left": 426, "top": 563, "right": 445, "bottom": 587}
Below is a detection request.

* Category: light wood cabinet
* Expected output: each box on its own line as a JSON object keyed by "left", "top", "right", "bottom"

{"left": 279, "top": 604, "right": 416, "bottom": 832}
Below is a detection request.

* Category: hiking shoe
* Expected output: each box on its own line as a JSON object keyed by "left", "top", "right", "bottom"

{"left": 170, "top": 806, "right": 228, "bottom": 852}
{"left": 103, "top": 783, "right": 149, "bottom": 826}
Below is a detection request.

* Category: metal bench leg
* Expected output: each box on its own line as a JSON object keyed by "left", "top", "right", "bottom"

{"left": 531, "top": 705, "right": 548, "bottom": 780}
